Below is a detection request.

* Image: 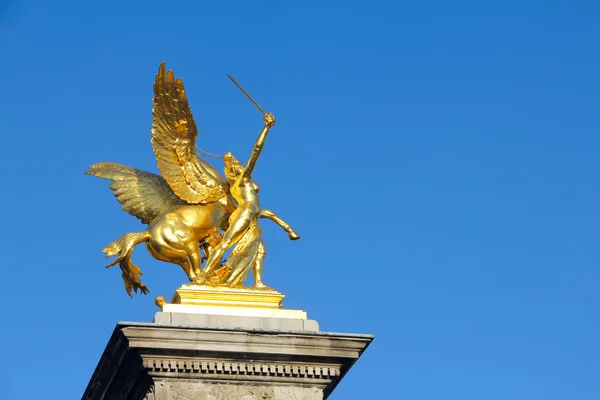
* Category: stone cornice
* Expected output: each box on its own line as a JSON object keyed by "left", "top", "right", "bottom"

{"left": 83, "top": 322, "right": 373, "bottom": 399}
{"left": 123, "top": 323, "right": 371, "bottom": 359}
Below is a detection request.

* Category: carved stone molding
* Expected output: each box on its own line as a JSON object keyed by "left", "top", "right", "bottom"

{"left": 143, "top": 358, "right": 341, "bottom": 379}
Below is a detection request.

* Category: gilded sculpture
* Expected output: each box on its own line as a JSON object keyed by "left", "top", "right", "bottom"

{"left": 87, "top": 63, "right": 299, "bottom": 297}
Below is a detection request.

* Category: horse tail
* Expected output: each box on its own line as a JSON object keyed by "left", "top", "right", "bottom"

{"left": 103, "top": 231, "right": 150, "bottom": 261}
{"left": 102, "top": 231, "right": 152, "bottom": 297}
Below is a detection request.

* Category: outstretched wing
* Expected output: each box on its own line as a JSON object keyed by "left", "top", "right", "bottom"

{"left": 86, "top": 162, "right": 185, "bottom": 224}
{"left": 151, "top": 62, "right": 228, "bottom": 204}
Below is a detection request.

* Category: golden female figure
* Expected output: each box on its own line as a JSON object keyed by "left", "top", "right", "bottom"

{"left": 197, "top": 111, "right": 300, "bottom": 287}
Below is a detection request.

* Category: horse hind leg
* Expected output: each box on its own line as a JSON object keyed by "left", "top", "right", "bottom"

{"left": 179, "top": 242, "right": 202, "bottom": 282}
{"left": 146, "top": 236, "right": 202, "bottom": 282}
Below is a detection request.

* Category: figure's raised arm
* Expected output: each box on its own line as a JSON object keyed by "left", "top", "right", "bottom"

{"left": 242, "top": 113, "right": 276, "bottom": 178}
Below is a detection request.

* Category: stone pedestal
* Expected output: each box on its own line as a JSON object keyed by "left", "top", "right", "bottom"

{"left": 83, "top": 314, "right": 373, "bottom": 399}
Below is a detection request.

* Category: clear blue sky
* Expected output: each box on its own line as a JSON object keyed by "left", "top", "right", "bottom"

{"left": 0, "top": 1, "right": 599, "bottom": 399}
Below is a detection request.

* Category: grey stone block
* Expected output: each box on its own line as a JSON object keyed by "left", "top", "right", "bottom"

{"left": 146, "top": 381, "right": 323, "bottom": 400}
{"left": 304, "top": 319, "right": 320, "bottom": 332}
{"left": 153, "top": 312, "right": 320, "bottom": 332}
{"left": 152, "top": 312, "right": 171, "bottom": 324}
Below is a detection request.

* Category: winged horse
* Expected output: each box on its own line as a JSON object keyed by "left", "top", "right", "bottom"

{"left": 87, "top": 63, "right": 298, "bottom": 296}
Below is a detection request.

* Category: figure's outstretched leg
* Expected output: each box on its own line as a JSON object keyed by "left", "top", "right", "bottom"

{"left": 196, "top": 208, "right": 254, "bottom": 283}
{"left": 195, "top": 239, "right": 232, "bottom": 283}
{"left": 259, "top": 210, "right": 300, "bottom": 240}
{"left": 253, "top": 240, "right": 273, "bottom": 290}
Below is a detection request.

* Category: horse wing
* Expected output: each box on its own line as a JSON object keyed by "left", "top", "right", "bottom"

{"left": 86, "top": 162, "right": 185, "bottom": 224}
{"left": 151, "top": 62, "right": 229, "bottom": 204}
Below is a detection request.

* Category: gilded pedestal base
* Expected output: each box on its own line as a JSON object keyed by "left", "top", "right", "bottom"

{"left": 156, "top": 284, "right": 307, "bottom": 319}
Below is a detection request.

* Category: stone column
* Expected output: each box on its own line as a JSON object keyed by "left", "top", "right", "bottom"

{"left": 83, "top": 314, "right": 372, "bottom": 400}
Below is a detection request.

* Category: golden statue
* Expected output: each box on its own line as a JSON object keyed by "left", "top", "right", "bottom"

{"left": 87, "top": 63, "right": 299, "bottom": 298}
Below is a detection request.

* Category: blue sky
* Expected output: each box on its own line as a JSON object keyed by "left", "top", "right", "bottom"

{"left": 0, "top": 1, "right": 599, "bottom": 399}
